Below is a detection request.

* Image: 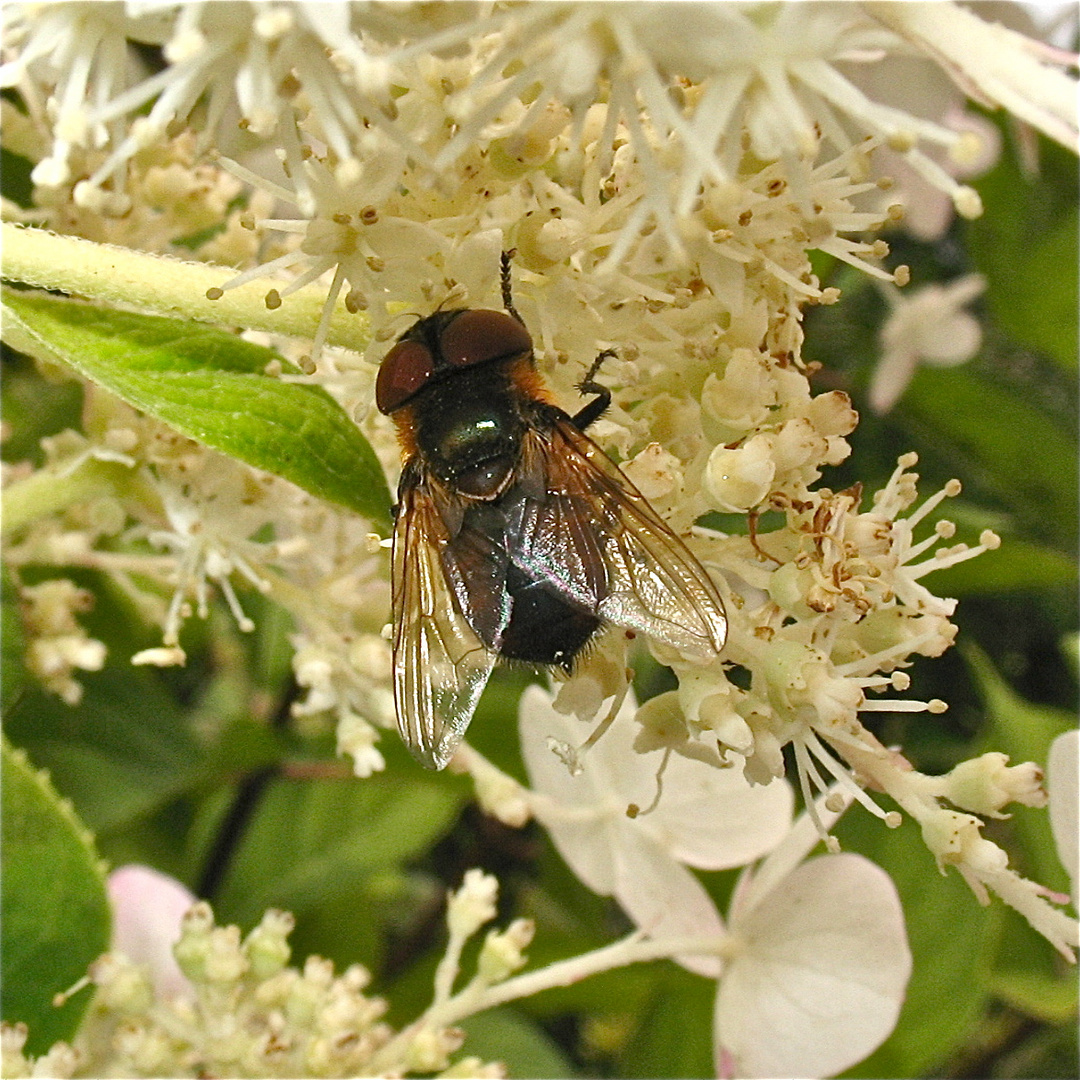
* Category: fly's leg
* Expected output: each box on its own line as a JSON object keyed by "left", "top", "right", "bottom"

{"left": 503, "top": 246, "right": 613, "bottom": 431}
{"left": 572, "top": 348, "right": 616, "bottom": 431}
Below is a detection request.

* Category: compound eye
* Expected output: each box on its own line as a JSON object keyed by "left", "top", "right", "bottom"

{"left": 376, "top": 339, "right": 435, "bottom": 413}
{"left": 439, "top": 309, "right": 533, "bottom": 370}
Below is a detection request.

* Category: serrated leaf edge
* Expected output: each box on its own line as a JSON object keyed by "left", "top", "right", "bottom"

{"left": 2, "top": 739, "right": 108, "bottom": 881}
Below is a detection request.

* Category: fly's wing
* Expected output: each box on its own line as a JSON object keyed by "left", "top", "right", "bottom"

{"left": 520, "top": 416, "right": 727, "bottom": 660}
{"left": 391, "top": 479, "right": 499, "bottom": 769}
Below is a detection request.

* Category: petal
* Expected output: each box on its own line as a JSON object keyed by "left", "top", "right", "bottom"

{"left": 587, "top": 689, "right": 681, "bottom": 796}
{"left": 613, "top": 831, "right": 726, "bottom": 978}
{"left": 918, "top": 311, "right": 981, "bottom": 366}
{"left": 715, "top": 853, "right": 911, "bottom": 1079}
{"left": 638, "top": 751, "right": 794, "bottom": 870}
{"left": 519, "top": 685, "right": 619, "bottom": 893}
{"left": 730, "top": 790, "right": 853, "bottom": 919}
{"left": 108, "top": 864, "right": 197, "bottom": 999}
{"left": 1048, "top": 729, "right": 1079, "bottom": 901}
{"left": 869, "top": 3, "right": 1079, "bottom": 152}
{"left": 869, "top": 346, "right": 918, "bottom": 415}
{"left": 522, "top": 684, "right": 659, "bottom": 800}
{"left": 537, "top": 805, "right": 621, "bottom": 897}
{"left": 522, "top": 685, "right": 793, "bottom": 877}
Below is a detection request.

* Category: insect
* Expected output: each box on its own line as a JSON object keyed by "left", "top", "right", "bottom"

{"left": 376, "top": 254, "right": 727, "bottom": 768}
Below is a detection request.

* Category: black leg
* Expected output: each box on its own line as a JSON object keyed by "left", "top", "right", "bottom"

{"left": 501, "top": 249, "right": 525, "bottom": 325}
{"left": 572, "top": 349, "right": 616, "bottom": 430}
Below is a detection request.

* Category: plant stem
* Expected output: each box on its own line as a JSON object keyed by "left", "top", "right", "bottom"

{"left": 368, "top": 930, "right": 729, "bottom": 1072}
{"left": 1, "top": 223, "right": 368, "bottom": 351}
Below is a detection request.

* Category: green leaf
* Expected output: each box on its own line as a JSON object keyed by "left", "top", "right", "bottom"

{"left": 0, "top": 347, "right": 85, "bottom": 467}
{"left": 1, "top": 739, "right": 111, "bottom": 1055}
{"left": 0, "top": 146, "right": 35, "bottom": 210}
{"left": 900, "top": 366, "right": 1077, "bottom": 551}
{"left": 1, "top": 568, "right": 28, "bottom": 710}
{"left": 620, "top": 966, "right": 714, "bottom": 1079}
{"left": 211, "top": 773, "right": 466, "bottom": 964}
{"left": 923, "top": 535, "right": 1078, "bottom": 596}
{"left": 988, "top": 970, "right": 1079, "bottom": 1025}
{"left": 3, "top": 664, "right": 208, "bottom": 835}
{"left": 968, "top": 137, "right": 1079, "bottom": 372}
{"left": 1, "top": 289, "right": 391, "bottom": 524}
{"left": 461, "top": 1007, "right": 580, "bottom": 1079}
{"left": 963, "top": 641, "right": 1074, "bottom": 767}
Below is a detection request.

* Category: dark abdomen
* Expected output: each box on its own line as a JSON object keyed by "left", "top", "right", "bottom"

{"left": 498, "top": 564, "right": 601, "bottom": 671}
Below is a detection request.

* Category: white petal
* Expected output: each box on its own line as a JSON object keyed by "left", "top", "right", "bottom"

{"left": 868, "top": 3, "right": 1079, "bottom": 152}
{"left": 1048, "top": 730, "right": 1079, "bottom": 902}
{"left": 587, "top": 688, "right": 683, "bottom": 796}
{"left": 613, "top": 831, "right": 726, "bottom": 978}
{"left": 522, "top": 684, "right": 793, "bottom": 878}
{"left": 731, "top": 791, "right": 853, "bottom": 919}
{"left": 108, "top": 864, "right": 196, "bottom": 999}
{"left": 715, "top": 853, "right": 911, "bottom": 1079}
{"left": 638, "top": 752, "right": 793, "bottom": 870}
{"left": 918, "top": 310, "right": 981, "bottom": 366}
{"left": 519, "top": 685, "right": 619, "bottom": 893}
{"left": 521, "top": 683, "right": 663, "bottom": 807}
{"left": 869, "top": 345, "right": 919, "bottom": 415}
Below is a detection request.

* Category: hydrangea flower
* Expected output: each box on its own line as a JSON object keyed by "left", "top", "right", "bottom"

{"left": 713, "top": 801, "right": 910, "bottom": 1078}
{"left": 519, "top": 684, "right": 794, "bottom": 975}
{"left": 1048, "top": 729, "right": 1079, "bottom": 904}
{"left": 8, "top": 887, "right": 506, "bottom": 1078}
{"left": 869, "top": 273, "right": 987, "bottom": 414}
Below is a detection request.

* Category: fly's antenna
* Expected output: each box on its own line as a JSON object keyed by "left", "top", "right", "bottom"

{"left": 501, "top": 249, "right": 525, "bottom": 326}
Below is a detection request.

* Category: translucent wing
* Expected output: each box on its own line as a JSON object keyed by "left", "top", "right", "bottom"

{"left": 391, "top": 478, "right": 500, "bottom": 769}
{"left": 519, "top": 415, "right": 727, "bottom": 659}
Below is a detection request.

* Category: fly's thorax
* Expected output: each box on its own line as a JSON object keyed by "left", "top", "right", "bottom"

{"left": 412, "top": 363, "right": 530, "bottom": 498}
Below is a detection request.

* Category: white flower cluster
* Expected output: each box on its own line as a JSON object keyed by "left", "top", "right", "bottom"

{"left": 0, "top": 835, "right": 908, "bottom": 1080}
{"left": 3, "top": 386, "right": 393, "bottom": 762}
{"left": 2, "top": 8, "right": 1077, "bottom": 1072}
{"left": 15, "top": 577, "right": 106, "bottom": 705}
{"left": 4, "top": 2, "right": 1075, "bottom": 232}
{"left": 1, "top": 874, "right": 505, "bottom": 1079}
{"left": 9, "top": 724, "right": 1079, "bottom": 1078}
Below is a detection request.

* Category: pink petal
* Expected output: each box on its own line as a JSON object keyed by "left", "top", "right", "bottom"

{"left": 108, "top": 864, "right": 196, "bottom": 998}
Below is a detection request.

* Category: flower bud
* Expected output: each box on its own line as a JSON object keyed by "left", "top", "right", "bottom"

{"left": 704, "top": 435, "right": 776, "bottom": 512}
{"left": 407, "top": 1025, "right": 465, "bottom": 1074}
{"left": 447, "top": 870, "right": 498, "bottom": 940}
{"left": 477, "top": 918, "right": 534, "bottom": 983}
{"left": 244, "top": 910, "right": 294, "bottom": 980}
{"left": 174, "top": 904, "right": 248, "bottom": 985}
{"left": 944, "top": 753, "right": 1046, "bottom": 818}
{"left": 88, "top": 953, "right": 155, "bottom": 1014}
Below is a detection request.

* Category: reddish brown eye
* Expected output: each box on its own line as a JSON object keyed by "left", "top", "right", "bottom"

{"left": 376, "top": 339, "right": 435, "bottom": 414}
{"left": 439, "top": 310, "right": 532, "bottom": 369}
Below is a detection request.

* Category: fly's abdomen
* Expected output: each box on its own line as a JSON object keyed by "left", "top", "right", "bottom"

{"left": 497, "top": 563, "right": 602, "bottom": 671}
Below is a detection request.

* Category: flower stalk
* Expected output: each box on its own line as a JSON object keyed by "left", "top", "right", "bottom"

{"left": 0, "top": 222, "right": 369, "bottom": 351}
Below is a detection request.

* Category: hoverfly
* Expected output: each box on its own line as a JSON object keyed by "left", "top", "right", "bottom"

{"left": 376, "top": 254, "right": 727, "bottom": 768}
